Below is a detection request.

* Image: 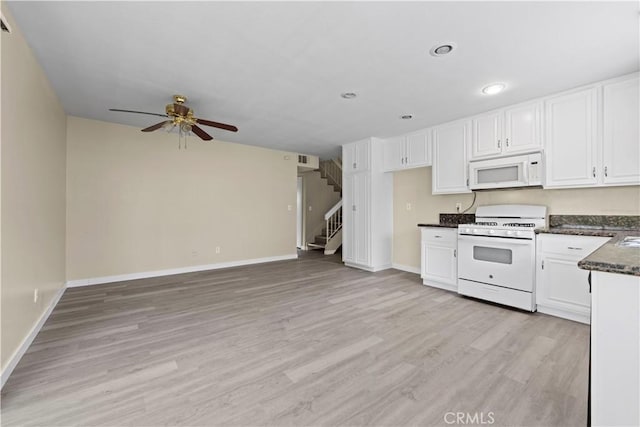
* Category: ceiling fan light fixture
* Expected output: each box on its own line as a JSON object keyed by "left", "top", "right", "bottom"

{"left": 180, "top": 122, "right": 192, "bottom": 133}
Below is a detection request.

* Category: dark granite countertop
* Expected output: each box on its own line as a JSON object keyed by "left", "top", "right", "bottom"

{"left": 577, "top": 231, "right": 640, "bottom": 277}
{"left": 538, "top": 215, "right": 640, "bottom": 277}
{"left": 417, "top": 213, "right": 474, "bottom": 229}
{"left": 417, "top": 223, "right": 459, "bottom": 228}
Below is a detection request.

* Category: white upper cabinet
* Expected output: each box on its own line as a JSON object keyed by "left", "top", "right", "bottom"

{"left": 382, "top": 136, "right": 404, "bottom": 171}
{"left": 432, "top": 120, "right": 471, "bottom": 194}
{"left": 470, "top": 101, "right": 542, "bottom": 161}
{"left": 544, "top": 73, "right": 639, "bottom": 189}
{"left": 544, "top": 87, "right": 599, "bottom": 188}
{"left": 382, "top": 130, "right": 432, "bottom": 172}
{"left": 471, "top": 111, "right": 503, "bottom": 159}
{"left": 343, "top": 139, "right": 370, "bottom": 174}
{"left": 603, "top": 76, "right": 640, "bottom": 186}
{"left": 503, "top": 101, "right": 543, "bottom": 155}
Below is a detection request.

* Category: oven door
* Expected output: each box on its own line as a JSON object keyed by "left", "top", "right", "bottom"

{"left": 457, "top": 234, "right": 535, "bottom": 292}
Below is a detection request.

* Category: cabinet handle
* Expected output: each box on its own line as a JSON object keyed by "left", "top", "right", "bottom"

{"left": 434, "top": 235, "right": 442, "bottom": 238}
{"left": 604, "top": 166, "right": 608, "bottom": 177}
{"left": 592, "top": 166, "right": 596, "bottom": 178}
{"left": 506, "top": 138, "right": 509, "bottom": 147}
{"left": 352, "top": 205, "right": 356, "bottom": 211}
{"left": 405, "top": 156, "right": 408, "bottom": 164}
{"left": 353, "top": 162, "right": 357, "bottom": 169}
{"left": 497, "top": 139, "right": 501, "bottom": 149}
{"left": 542, "top": 260, "right": 544, "bottom": 270}
{"left": 454, "top": 249, "right": 457, "bottom": 257}
{"left": 567, "top": 247, "right": 583, "bottom": 250}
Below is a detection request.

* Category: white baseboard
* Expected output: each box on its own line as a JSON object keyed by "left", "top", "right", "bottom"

{"left": 344, "top": 262, "right": 392, "bottom": 273}
{"left": 392, "top": 263, "right": 420, "bottom": 275}
{"left": 537, "top": 305, "right": 590, "bottom": 325}
{"left": 422, "top": 280, "right": 458, "bottom": 293}
{"left": 66, "top": 254, "right": 299, "bottom": 288}
{"left": 1, "top": 285, "right": 66, "bottom": 389}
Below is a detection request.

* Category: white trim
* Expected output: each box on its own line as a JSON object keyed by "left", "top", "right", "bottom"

{"left": 391, "top": 263, "right": 420, "bottom": 275}
{"left": 422, "top": 280, "right": 457, "bottom": 293}
{"left": 344, "top": 262, "right": 392, "bottom": 273}
{"left": 1, "top": 286, "right": 66, "bottom": 389}
{"left": 537, "top": 305, "right": 590, "bottom": 325}
{"left": 66, "top": 254, "right": 298, "bottom": 288}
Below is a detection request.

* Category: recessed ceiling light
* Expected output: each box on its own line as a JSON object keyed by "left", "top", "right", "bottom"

{"left": 482, "top": 83, "right": 506, "bottom": 95}
{"left": 401, "top": 115, "right": 413, "bottom": 120}
{"left": 341, "top": 92, "right": 357, "bottom": 99}
{"left": 429, "top": 42, "right": 456, "bottom": 57}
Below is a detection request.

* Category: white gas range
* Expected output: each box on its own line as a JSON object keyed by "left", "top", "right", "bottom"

{"left": 457, "top": 204, "right": 547, "bottom": 312}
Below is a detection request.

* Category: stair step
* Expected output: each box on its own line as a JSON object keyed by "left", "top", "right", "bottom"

{"left": 307, "top": 242, "right": 326, "bottom": 249}
{"left": 315, "top": 235, "right": 328, "bottom": 244}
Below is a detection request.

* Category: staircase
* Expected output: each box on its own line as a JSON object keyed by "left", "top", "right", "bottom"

{"left": 307, "top": 159, "right": 343, "bottom": 255}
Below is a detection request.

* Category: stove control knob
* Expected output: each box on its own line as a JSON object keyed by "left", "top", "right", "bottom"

{"left": 464, "top": 228, "right": 471, "bottom": 233}
{"left": 473, "top": 229, "right": 480, "bottom": 234}
{"left": 515, "top": 231, "right": 522, "bottom": 236}
{"left": 506, "top": 230, "right": 514, "bottom": 236}
{"left": 488, "top": 229, "right": 496, "bottom": 235}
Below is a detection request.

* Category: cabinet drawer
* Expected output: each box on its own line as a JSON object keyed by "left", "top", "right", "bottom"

{"left": 421, "top": 228, "right": 457, "bottom": 245}
{"left": 539, "top": 234, "right": 609, "bottom": 258}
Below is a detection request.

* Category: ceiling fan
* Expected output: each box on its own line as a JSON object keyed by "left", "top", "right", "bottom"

{"left": 109, "top": 95, "right": 238, "bottom": 141}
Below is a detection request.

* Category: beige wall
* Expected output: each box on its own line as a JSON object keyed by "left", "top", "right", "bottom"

{"left": 1, "top": 7, "right": 67, "bottom": 372}
{"left": 66, "top": 116, "right": 297, "bottom": 281}
{"left": 394, "top": 166, "right": 640, "bottom": 269}
{"left": 301, "top": 171, "right": 341, "bottom": 246}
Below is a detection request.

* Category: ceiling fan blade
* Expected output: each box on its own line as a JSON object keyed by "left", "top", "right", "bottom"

{"left": 191, "top": 125, "right": 213, "bottom": 141}
{"left": 141, "top": 121, "right": 170, "bottom": 132}
{"left": 195, "top": 118, "right": 238, "bottom": 132}
{"left": 109, "top": 108, "right": 168, "bottom": 118}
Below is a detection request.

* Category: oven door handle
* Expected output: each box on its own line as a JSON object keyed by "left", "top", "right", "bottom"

{"left": 457, "top": 235, "right": 533, "bottom": 245}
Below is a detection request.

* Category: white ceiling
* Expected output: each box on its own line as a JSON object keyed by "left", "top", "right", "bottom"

{"left": 7, "top": 1, "right": 639, "bottom": 157}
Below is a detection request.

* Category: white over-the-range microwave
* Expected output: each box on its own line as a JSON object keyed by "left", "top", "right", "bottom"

{"left": 468, "top": 152, "right": 543, "bottom": 190}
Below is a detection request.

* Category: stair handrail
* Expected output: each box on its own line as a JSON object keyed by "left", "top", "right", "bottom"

{"left": 324, "top": 199, "right": 343, "bottom": 220}
{"left": 325, "top": 200, "right": 343, "bottom": 240}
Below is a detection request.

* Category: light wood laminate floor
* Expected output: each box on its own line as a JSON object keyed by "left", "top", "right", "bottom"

{"left": 1, "top": 252, "right": 589, "bottom": 426}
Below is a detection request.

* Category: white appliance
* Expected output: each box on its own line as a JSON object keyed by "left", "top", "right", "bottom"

{"left": 457, "top": 204, "right": 547, "bottom": 311}
{"left": 468, "top": 152, "right": 543, "bottom": 190}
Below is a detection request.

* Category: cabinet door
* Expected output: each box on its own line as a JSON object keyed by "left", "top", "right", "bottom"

{"left": 471, "top": 112, "right": 502, "bottom": 159}
{"left": 343, "top": 144, "right": 357, "bottom": 174}
{"left": 343, "top": 140, "right": 370, "bottom": 173}
{"left": 405, "top": 131, "right": 431, "bottom": 168}
{"left": 353, "top": 173, "right": 370, "bottom": 266}
{"left": 544, "top": 88, "right": 598, "bottom": 188}
{"left": 504, "top": 101, "right": 542, "bottom": 154}
{"left": 383, "top": 136, "right": 405, "bottom": 171}
{"left": 603, "top": 76, "right": 640, "bottom": 186}
{"left": 538, "top": 254, "right": 591, "bottom": 317}
{"left": 342, "top": 174, "right": 354, "bottom": 262}
{"left": 422, "top": 243, "right": 457, "bottom": 286}
{"left": 355, "top": 140, "right": 370, "bottom": 172}
{"left": 432, "top": 121, "right": 471, "bottom": 194}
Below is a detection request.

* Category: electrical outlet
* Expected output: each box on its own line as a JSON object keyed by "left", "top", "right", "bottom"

{"left": 406, "top": 202, "right": 412, "bottom": 211}
{"left": 287, "top": 205, "right": 292, "bottom": 211}
{"left": 215, "top": 246, "right": 221, "bottom": 254}
{"left": 456, "top": 202, "right": 462, "bottom": 213}
{"left": 308, "top": 206, "right": 313, "bottom": 211}
{"left": 33, "top": 288, "right": 39, "bottom": 303}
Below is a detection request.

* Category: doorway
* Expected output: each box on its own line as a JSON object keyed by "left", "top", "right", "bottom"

{"left": 296, "top": 176, "right": 303, "bottom": 249}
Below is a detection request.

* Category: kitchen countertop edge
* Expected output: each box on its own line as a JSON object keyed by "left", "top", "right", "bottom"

{"left": 538, "top": 228, "right": 640, "bottom": 277}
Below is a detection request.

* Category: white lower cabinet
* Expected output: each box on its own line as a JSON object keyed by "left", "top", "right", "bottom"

{"left": 420, "top": 227, "right": 457, "bottom": 291}
{"left": 536, "top": 234, "right": 608, "bottom": 323}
